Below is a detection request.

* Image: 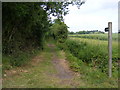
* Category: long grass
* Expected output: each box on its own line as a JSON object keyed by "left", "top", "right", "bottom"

{"left": 64, "top": 51, "right": 118, "bottom": 88}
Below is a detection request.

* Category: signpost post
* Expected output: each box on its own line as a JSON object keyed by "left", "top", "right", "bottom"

{"left": 105, "top": 22, "right": 112, "bottom": 78}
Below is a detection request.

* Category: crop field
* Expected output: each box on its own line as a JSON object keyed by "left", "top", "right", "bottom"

{"left": 69, "top": 33, "right": 118, "bottom": 41}
{"left": 64, "top": 34, "right": 118, "bottom": 75}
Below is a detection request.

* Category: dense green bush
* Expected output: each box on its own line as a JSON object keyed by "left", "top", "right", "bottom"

{"left": 2, "top": 3, "right": 50, "bottom": 67}
{"left": 50, "top": 19, "right": 68, "bottom": 43}
{"left": 2, "top": 3, "right": 49, "bottom": 54}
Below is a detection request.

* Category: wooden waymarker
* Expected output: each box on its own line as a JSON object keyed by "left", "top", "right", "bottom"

{"left": 108, "top": 22, "right": 112, "bottom": 78}
{"left": 105, "top": 22, "right": 112, "bottom": 78}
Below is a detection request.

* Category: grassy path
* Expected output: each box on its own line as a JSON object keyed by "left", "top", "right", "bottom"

{"left": 3, "top": 43, "right": 86, "bottom": 88}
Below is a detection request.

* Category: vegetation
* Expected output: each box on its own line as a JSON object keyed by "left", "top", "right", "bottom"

{"left": 64, "top": 51, "right": 118, "bottom": 88}
{"left": 68, "top": 31, "right": 75, "bottom": 34}
{"left": 50, "top": 19, "right": 68, "bottom": 43}
{"left": 69, "top": 30, "right": 104, "bottom": 34}
{"left": 3, "top": 2, "right": 49, "bottom": 68}
{"left": 56, "top": 34, "right": 118, "bottom": 87}
{"left": 69, "top": 33, "right": 118, "bottom": 41}
{"left": 2, "top": 2, "right": 118, "bottom": 88}
{"left": 58, "top": 37, "right": 118, "bottom": 73}
{"left": 3, "top": 2, "right": 83, "bottom": 68}
{"left": 3, "top": 42, "right": 58, "bottom": 88}
{"left": 3, "top": 40, "right": 118, "bottom": 88}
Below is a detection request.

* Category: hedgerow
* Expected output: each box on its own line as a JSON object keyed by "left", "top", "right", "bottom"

{"left": 57, "top": 38, "right": 118, "bottom": 74}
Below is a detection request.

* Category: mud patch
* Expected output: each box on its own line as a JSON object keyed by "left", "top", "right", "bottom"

{"left": 47, "top": 44, "right": 55, "bottom": 47}
{"left": 31, "top": 55, "right": 43, "bottom": 66}
{"left": 4, "top": 69, "right": 28, "bottom": 77}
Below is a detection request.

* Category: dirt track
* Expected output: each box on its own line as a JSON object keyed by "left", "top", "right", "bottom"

{"left": 48, "top": 44, "right": 81, "bottom": 87}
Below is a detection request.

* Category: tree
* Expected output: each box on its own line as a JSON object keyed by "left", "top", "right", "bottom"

{"left": 50, "top": 19, "right": 68, "bottom": 43}
{"left": 2, "top": 3, "right": 50, "bottom": 54}
{"left": 68, "top": 31, "right": 75, "bottom": 34}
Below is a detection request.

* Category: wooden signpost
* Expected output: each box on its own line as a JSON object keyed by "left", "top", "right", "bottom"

{"left": 105, "top": 22, "right": 112, "bottom": 78}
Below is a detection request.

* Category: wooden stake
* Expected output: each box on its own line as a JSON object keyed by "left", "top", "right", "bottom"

{"left": 108, "top": 22, "right": 112, "bottom": 78}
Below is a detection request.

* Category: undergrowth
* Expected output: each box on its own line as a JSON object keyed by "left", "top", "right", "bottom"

{"left": 2, "top": 48, "right": 41, "bottom": 71}
{"left": 65, "top": 51, "right": 118, "bottom": 88}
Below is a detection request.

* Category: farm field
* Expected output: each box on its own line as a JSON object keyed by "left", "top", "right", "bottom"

{"left": 69, "top": 33, "right": 118, "bottom": 41}
{"left": 62, "top": 34, "right": 118, "bottom": 77}
{"left": 67, "top": 34, "right": 118, "bottom": 72}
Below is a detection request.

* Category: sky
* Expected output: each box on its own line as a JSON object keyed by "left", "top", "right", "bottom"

{"left": 63, "top": 0, "right": 119, "bottom": 33}
{"left": 118, "top": 1, "right": 120, "bottom": 32}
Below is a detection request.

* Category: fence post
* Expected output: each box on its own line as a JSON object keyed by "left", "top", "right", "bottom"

{"left": 108, "top": 22, "right": 112, "bottom": 78}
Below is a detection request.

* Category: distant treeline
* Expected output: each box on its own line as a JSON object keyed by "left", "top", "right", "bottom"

{"left": 68, "top": 30, "right": 105, "bottom": 34}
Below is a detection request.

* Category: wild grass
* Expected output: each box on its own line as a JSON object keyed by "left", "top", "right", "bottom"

{"left": 64, "top": 51, "right": 118, "bottom": 88}
{"left": 3, "top": 46, "right": 57, "bottom": 88}
{"left": 2, "top": 48, "right": 41, "bottom": 71}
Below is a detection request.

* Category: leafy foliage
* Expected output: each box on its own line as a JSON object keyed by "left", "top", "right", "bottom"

{"left": 68, "top": 31, "right": 75, "bottom": 34}
{"left": 50, "top": 19, "right": 68, "bottom": 43}
{"left": 2, "top": 1, "right": 85, "bottom": 67}
{"left": 3, "top": 3, "right": 48, "bottom": 54}
{"left": 2, "top": 3, "right": 50, "bottom": 67}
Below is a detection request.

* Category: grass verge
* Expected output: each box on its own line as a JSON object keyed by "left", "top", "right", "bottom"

{"left": 64, "top": 51, "right": 118, "bottom": 88}
{"left": 2, "top": 47, "right": 43, "bottom": 72}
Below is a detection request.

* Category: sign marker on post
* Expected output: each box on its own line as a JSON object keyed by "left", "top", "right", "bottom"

{"left": 105, "top": 22, "right": 112, "bottom": 78}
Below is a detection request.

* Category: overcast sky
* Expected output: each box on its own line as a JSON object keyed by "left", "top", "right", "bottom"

{"left": 63, "top": 0, "right": 118, "bottom": 33}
